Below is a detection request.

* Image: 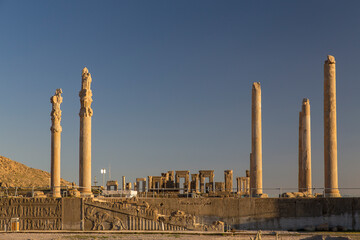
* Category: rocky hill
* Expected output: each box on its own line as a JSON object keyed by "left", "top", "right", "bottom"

{"left": 0, "top": 155, "right": 71, "bottom": 188}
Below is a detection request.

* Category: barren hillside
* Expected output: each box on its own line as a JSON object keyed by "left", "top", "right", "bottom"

{"left": 0, "top": 155, "right": 71, "bottom": 188}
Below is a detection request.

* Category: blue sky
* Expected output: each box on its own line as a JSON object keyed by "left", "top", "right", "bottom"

{"left": 0, "top": 1, "right": 360, "bottom": 192}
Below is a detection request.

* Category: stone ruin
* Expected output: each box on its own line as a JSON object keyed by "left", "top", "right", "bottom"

{"left": 48, "top": 56, "right": 342, "bottom": 200}
{"left": 121, "top": 169, "right": 251, "bottom": 197}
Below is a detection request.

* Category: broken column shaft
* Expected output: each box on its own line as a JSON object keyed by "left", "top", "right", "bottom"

{"left": 324, "top": 55, "right": 340, "bottom": 197}
{"left": 301, "top": 98, "right": 312, "bottom": 194}
{"left": 251, "top": 82, "right": 263, "bottom": 196}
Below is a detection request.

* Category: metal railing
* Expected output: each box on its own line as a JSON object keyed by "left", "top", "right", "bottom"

{"left": 0, "top": 185, "right": 359, "bottom": 198}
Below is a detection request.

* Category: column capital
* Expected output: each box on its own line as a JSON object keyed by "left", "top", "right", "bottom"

{"left": 50, "top": 89, "right": 63, "bottom": 133}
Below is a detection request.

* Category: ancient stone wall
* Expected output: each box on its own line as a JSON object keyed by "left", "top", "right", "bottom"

{"left": 0, "top": 198, "right": 62, "bottom": 230}
{"left": 142, "top": 197, "right": 360, "bottom": 231}
{"left": 3, "top": 197, "right": 360, "bottom": 232}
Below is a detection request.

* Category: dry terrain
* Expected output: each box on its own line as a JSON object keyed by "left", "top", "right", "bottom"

{"left": 0, "top": 155, "right": 71, "bottom": 188}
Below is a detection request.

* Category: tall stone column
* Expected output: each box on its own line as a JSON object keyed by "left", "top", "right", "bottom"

{"left": 122, "top": 176, "right": 126, "bottom": 190}
{"left": 142, "top": 180, "right": 146, "bottom": 192}
{"left": 251, "top": 82, "right": 263, "bottom": 196}
{"left": 324, "top": 55, "right": 340, "bottom": 197}
{"left": 302, "top": 99, "right": 312, "bottom": 194}
{"left": 200, "top": 176, "right": 205, "bottom": 193}
{"left": 298, "top": 111, "right": 303, "bottom": 192}
{"left": 224, "top": 170, "right": 233, "bottom": 192}
{"left": 148, "top": 176, "right": 153, "bottom": 191}
{"left": 50, "top": 89, "right": 63, "bottom": 198}
{"left": 79, "top": 67, "right": 93, "bottom": 196}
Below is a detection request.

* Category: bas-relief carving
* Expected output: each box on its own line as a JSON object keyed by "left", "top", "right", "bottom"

{"left": 83, "top": 199, "right": 223, "bottom": 232}
{"left": 0, "top": 198, "right": 61, "bottom": 230}
{"left": 85, "top": 206, "right": 127, "bottom": 230}
{"left": 50, "top": 89, "right": 63, "bottom": 133}
{"left": 79, "top": 67, "right": 93, "bottom": 118}
{"left": 0, "top": 197, "right": 222, "bottom": 232}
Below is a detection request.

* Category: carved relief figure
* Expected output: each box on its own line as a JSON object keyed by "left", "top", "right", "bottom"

{"left": 50, "top": 89, "right": 63, "bottom": 133}
{"left": 79, "top": 67, "right": 93, "bottom": 117}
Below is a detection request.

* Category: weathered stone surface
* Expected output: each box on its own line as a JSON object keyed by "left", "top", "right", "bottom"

{"left": 251, "top": 82, "right": 262, "bottom": 196}
{"left": 175, "top": 171, "right": 190, "bottom": 192}
{"left": 50, "top": 89, "right": 63, "bottom": 198}
{"left": 79, "top": 67, "right": 93, "bottom": 197}
{"left": 62, "top": 198, "right": 82, "bottom": 230}
{"left": 324, "top": 55, "right": 340, "bottom": 197}
{"left": 0, "top": 198, "right": 62, "bottom": 230}
{"left": 68, "top": 189, "right": 80, "bottom": 198}
{"left": 224, "top": 170, "right": 233, "bottom": 192}
{"left": 199, "top": 170, "right": 214, "bottom": 193}
{"left": 82, "top": 198, "right": 223, "bottom": 231}
{"left": 299, "top": 98, "right": 312, "bottom": 194}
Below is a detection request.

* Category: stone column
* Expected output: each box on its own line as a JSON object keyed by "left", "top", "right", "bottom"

{"left": 142, "top": 180, "right": 146, "bottom": 192}
{"left": 79, "top": 67, "right": 93, "bottom": 196}
{"left": 251, "top": 82, "right": 263, "bottom": 196}
{"left": 148, "top": 176, "right": 153, "bottom": 191}
{"left": 324, "top": 55, "right": 340, "bottom": 197}
{"left": 236, "top": 177, "right": 240, "bottom": 194}
{"left": 246, "top": 178, "right": 250, "bottom": 195}
{"left": 200, "top": 176, "right": 205, "bottom": 193}
{"left": 224, "top": 170, "right": 233, "bottom": 192}
{"left": 298, "top": 111, "right": 303, "bottom": 192}
{"left": 122, "top": 176, "right": 126, "bottom": 190}
{"left": 302, "top": 99, "right": 312, "bottom": 194}
{"left": 191, "top": 174, "right": 199, "bottom": 193}
{"left": 209, "top": 172, "right": 215, "bottom": 193}
{"left": 185, "top": 174, "right": 190, "bottom": 193}
{"left": 50, "top": 89, "right": 63, "bottom": 198}
{"left": 175, "top": 173, "right": 180, "bottom": 189}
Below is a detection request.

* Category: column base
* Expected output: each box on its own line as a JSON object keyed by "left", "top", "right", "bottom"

{"left": 51, "top": 193, "right": 62, "bottom": 198}
{"left": 325, "top": 191, "right": 341, "bottom": 198}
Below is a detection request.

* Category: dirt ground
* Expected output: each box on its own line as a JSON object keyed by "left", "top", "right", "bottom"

{"left": 0, "top": 232, "right": 358, "bottom": 240}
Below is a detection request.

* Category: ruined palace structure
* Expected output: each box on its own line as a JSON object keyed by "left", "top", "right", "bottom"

{"left": 298, "top": 98, "right": 312, "bottom": 194}
{"left": 79, "top": 67, "right": 93, "bottom": 196}
{"left": 50, "top": 89, "right": 63, "bottom": 198}
{"left": 128, "top": 169, "right": 249, "bottom": 196}
{"left": 324, "top": 55, "right": 340, "bottom": 197}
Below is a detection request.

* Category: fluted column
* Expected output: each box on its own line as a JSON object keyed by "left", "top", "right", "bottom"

{"left": 251, "top": 82, "right": 262, "bottom": 196}
{"left": 79, "top": 67, "right": 93, "bottom": 196}
{"left": 324, "top": 55, "right": 340, "bottom": 197}
{"left": 50, "top": 89, "right": 63, "bottom": 198}
{"left": 301, "top": 98, "right": 312, "bottom": 194}
{"left": 298, "top": 111, "right": 303, "bottom": 192}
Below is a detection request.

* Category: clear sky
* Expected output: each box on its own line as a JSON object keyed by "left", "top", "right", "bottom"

{"left": 0, "top": 1, "right": 360, "bottom": 192}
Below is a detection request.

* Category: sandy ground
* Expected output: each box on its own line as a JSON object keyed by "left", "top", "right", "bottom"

{"left": 0, "top": 232, "right": 358, "bottom": 240}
